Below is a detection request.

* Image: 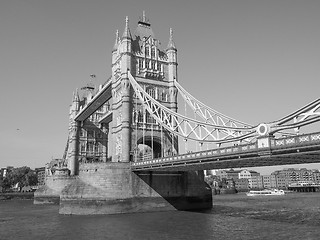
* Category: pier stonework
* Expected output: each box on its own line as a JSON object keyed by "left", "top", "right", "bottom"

{"left": 34, "top": 13, "right": 212, "bottom": 214}
{"left": 59, "top": 163, "right": 211, "bottom": 215}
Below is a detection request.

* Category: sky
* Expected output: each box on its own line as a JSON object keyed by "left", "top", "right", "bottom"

{"left": 0, "top": 0, "right": 319, "bottom": 174}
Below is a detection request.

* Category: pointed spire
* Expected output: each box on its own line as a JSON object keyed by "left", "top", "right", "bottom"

{"left": 142, "top": 11, "right": 146, "bottom": 22}
{"left": 72, "top": 88, "right": 79, "bottom": 102}
{"left": 167, "top": 28, "right": 176, "bottom": 50}
{"left": 138, "top": 11, "right": 150, "bottom": 27}
{"left": 122, "top": 16, "right": 132, "bottom": 40}
{"left": 113, "top": 29, "right": 119, "bottom": 51}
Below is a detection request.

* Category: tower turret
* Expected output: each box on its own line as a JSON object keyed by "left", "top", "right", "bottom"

{"left": 120, "top": 16, "right": 132, "bottom": 55}
{"left": 111, "top": 16, "right": 133, "bottom": 162}
{"left": 166, "top": 28, "right": 178, "bottom": 112}
{"left": 112, "top": 30, "right": 120, "bottom": 64}
{"left": 69, "top": 89, "right": 80, "bottom": 118}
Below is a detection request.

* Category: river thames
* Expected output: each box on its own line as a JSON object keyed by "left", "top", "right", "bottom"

{"left": 1, "top": 192, "right": 320, "bottom": 239}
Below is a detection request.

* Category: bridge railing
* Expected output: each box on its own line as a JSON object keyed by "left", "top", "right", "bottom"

{"left": 271, "top": 132, "right": 320, "bottom": 149}
{"left": 131, "top": 142, "right": 258, "bottom": 168}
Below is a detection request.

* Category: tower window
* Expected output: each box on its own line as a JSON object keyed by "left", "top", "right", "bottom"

{"left": 151, "top": 47, "right": 156, "bottom": 58}
{"left": 80, "top": 142, "right": 86, "bottom": 152}
{"left": 145, "top": 46, "right": 150, "bottom": 57}
{"left": 95, "top": 142, "right": 99, "bottom": 153}
{"left": 161, "top": 91, "right": 168, "bottom": 102}
{"left": 138, "top": 111, "right": 143, "bottom": 123}
{"left": 87, "top": 141, "right": 94, "bottom": 153}
{"left": 139, "top": 59, "right": 143, "bottom": 69}
{"left": 87, "top": 130, "right": 94, "bottom": 139}
{"left": 146, "top": 60, "right": 150, "bottom": 69}
{"left": 147, "top": 87, "right": 155, "bottom": 99}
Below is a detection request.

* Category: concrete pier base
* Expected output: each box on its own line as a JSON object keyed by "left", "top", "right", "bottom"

{"left": 58, "top": 162, "right": 212, "bottom": 215}
{"left": 34, "top": 175, "right": 76, "bottom": 205}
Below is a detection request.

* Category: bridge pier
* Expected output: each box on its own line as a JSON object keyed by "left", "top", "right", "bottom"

{"left": 58, "top": 162, "right": 212, "bottom": 215}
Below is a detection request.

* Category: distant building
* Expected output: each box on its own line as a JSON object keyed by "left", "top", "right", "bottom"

{"left": 1, "top": 166, "right": 13, "bottom": 178}
{"left": 211, "top": 167, "right": 320, "bottom": 191}
{"left": 272, "top": 168, "right": 318, "bottom": 185}
{"left": 35, "top": 167, "right": 45, "bottom": 185}
{"left": 238, "top": 169, "right": 260, "bottom": 179}
{"left": 234, "top": 178, "right": 249, "bottom": 190}
{"left": 275, "top": 175, "right": 287, "bottom": 189}
{"left": 262, "top": 175, "right": 277, "bottom": 189}
{"left": 215, "top": 169, "right": 260, "bottom": 180}
{"left": 313, "top": 170, "right": 320, "bottom": 183}
{"left": 215, "top": 169, "right": 260, "bottom": 190}
{"left": 249, "top": 176, "right": 263, "bottom": 189}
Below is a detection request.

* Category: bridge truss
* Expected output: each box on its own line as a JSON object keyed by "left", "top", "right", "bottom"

{"left": 128, "top": 72, "right": 320, "bottom": 147}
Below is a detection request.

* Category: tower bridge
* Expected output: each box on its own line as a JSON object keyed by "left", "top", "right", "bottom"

{"left": 35, "top": 13, "right": 320, "bottom": 215}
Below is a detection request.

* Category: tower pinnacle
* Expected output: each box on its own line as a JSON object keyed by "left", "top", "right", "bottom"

{"left": 138, "top": 11, "right": 150, "bottom": 26}
{"left": 143, "top": 11, "right": 146, "bottom": 22}
{"left": 122, "top": 16, "right": 132, "bottom": 40}
{"left": 113, "top": 29, "right": 119, "bottom": 51}
{"left": 167, "top": 28, "right": 176, "bottom": 50}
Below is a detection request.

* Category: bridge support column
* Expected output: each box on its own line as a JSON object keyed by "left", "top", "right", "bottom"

{"left": 120, "top": 75, "right": 131, "bottom": 163}
{"left": 68, "top": 121, "right": 80, "bottom": 175}
{"left": 101, "top": 123, "right": 109, "bottom": 162}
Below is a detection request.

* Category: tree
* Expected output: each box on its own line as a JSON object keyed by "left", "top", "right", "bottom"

{"left": 0, "top": 167, "right": 38, "bottom": 192}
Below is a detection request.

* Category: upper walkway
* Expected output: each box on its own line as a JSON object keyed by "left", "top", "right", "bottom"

{"left": 74, "top": 79, "right": 112, "bottom": 122}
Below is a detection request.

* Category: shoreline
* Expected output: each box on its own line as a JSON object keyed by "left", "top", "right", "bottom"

{"left": 0, "top": 192, "right": 34, "bottom": 200}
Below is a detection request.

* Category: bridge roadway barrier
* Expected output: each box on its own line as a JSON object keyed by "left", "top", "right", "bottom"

{"left": 131, "top": 132, "right": 320, "bottom": 171}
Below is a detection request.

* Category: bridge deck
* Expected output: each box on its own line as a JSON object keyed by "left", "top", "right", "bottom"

{"left": 131, "top": 132, "right": 320, "bottom": 171}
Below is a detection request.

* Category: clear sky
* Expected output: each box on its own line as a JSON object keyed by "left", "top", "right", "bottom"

{"left": 1, "top": 0, "right": 319, "bottom": 174}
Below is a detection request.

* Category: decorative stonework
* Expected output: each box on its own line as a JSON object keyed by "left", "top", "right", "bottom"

{"left": 116, "top": 112, "right": 122, "bottom": 126}
{"left": 311, "top": 134, "right": 320, "bottom": 141}
{"left": 115, "top": 134, "right": 122, "bottom": 156}
{"left": 256, "top": 123, "right": 269, "bottom": 136}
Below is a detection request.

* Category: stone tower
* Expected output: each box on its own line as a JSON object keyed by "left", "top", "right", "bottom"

{"left": 111, "top": 13, "right": 179, "bottom": 163}
{"left": 36, "top": 13, "right": 212, "bottom": 215}
{"left": 67, "top": 78, "right": 109, "bottom": 175}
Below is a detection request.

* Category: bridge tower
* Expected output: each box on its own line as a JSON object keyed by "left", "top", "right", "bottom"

{"left": 35, "top": 13, "right": 213, "bottom": 214}
{"left": 111, "top": 13, "right": 179, "bottom": 163}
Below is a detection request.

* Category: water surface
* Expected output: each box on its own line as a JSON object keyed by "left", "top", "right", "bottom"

{"left": 1, "top": 192, "right": 320, "bottom": 239}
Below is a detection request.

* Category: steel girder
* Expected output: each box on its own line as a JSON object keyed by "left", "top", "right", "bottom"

{"left": 128, "top": 71, "right": 320, "bottom": 144}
